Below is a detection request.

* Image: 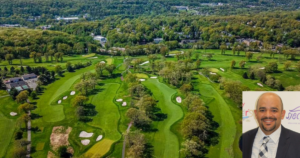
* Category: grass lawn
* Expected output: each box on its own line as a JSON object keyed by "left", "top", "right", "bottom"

{"left": 196, "top": 76, "right": 236, "bottom": 158}
{"left": 85, "top": 83, "right": 122, "bottom": 157}
{"left": 32, "top": 66, "right": 96, "bottom": 123}
{"left": 0, "top": 112, "right": 16, "bottom": 157}
{"left": 143, "top": 79, "right": 184, "bottom": 158}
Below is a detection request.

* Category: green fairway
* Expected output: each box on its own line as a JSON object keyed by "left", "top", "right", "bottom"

{"left": 33, "top": 66, "right": 96, "bottom": 122}
{"left": 197, "top": 75, "right": 236, "bottom": 158}
{"left": 143, "top": 79, "right": 184, "bottom": 158}
{"left": 85, "top": 83, "right": 121, "bottom": 157}
{"left": 0, "top": 112, "right": 15, "bottom": 157}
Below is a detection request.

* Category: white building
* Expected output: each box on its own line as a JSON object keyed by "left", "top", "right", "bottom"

{"left": 93, "top": 36, "right": 107, "bottom": 43}
{"left": 56, "top": 17, "right": 79, "bottom": 21}
{"left": 154, "top": 38, "right": 163, "bottom": 44}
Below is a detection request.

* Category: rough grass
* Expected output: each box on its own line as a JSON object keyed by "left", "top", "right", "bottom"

{"left": 143, "top": 79, "right": 184, "bottom": 158}
{"left": 85, "top": 83, "right": 121, "bottom": 157}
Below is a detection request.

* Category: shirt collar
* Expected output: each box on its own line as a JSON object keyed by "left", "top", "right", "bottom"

{"left": 257, "top": 125, "right": 282, "bottom": 143}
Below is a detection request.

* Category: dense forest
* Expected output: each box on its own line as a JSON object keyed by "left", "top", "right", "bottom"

{"left": 0, "top": 0, "right": 299, "bottom": 27}
{"left": 51, "top": 11, "right": 300, "bottom": 48}
{"left": 0, "top": 28, "right": 100, "bottom": 62}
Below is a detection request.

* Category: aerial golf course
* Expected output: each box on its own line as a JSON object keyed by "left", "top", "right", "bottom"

{"left": 2, "top": 48, "right": 300, "bottom": 158}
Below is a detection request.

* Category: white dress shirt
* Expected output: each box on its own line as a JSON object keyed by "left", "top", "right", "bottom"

{"left": 251, "top": 125, "right": 282, "bottom": 158}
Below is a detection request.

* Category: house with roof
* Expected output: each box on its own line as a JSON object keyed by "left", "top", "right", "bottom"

{"left": 154, "top": 38, "right": 163, "bottom": 44}
{"left": 4, "top": 73, "right": 38, "bottom": 92}
{"left": 93, "top": 36, "right": 107, "bottom": 44}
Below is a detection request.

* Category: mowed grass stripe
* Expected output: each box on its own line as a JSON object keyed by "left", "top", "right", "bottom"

{"left": 0, "top": 112, "right": 15, "bottom": 157}
{"left": 34, "top": 66, "right": 95, "bottom": 122}
{"left": 85, "top": 83, "right": 121, "bottom": 157}
{"left": 197, "top": 78, "right": 236, "bottom": 158}
{"left": 143, "top": 79, "right": 183, "bottom": 158}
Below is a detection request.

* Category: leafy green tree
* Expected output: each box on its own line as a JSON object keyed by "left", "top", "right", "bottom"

{"left": 246, "top": 52, "right": 253, "bottom": 61}
{"left": 284, "top": 61, "right": 292, "bottom": 71}
{"left": 105, "top": 64, "right": 116, "bottom": 77}
{"left": 239, "top": 61, "right": 246, "bottom": 68}
{"left": 18, "top": 103, "right": 34, "bottom": 113}
{"left": 5, "top": 54, "right": 14, "bottom": 64}
{"left": 265, "top": 62, "right": 278, "bottom": 73}
{"left": 16, "top": 90, "right": 29, "bottom": 103}
{"left": 66, "top": 62, "right": 73, "bottom": 72}
{"left": 72, "top": 95, "right": 88, "bottom": 107}
{"left": 95, "top": 62, "right": 106, "bottom": 77}
{"left": 54, "top": 65, "right": 62, "bottom": 76}
{"left": 230, "top": 60, "right": 236, "bottom": 69}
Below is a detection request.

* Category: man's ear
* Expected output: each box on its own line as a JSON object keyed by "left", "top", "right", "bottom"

{"left": 254, "top": 110, "right": 258, "bottom": 119}
{"left": 281, "top": 110, "right": 286, "bottom": 120}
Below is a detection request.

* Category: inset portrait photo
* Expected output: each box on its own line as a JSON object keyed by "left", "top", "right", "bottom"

{"left": 240, "top": 91, "right": 300, "bottom": 158}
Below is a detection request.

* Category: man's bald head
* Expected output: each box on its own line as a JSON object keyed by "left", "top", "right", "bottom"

{"left": 256, "top": 92, "right": 284, "bottom": 111}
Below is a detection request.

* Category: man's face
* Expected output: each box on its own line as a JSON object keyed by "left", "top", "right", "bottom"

{"left": 254, "top": 93, "right": 286, "bottom": 135}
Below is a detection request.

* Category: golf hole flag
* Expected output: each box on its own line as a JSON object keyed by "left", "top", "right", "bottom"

{"left": 242, "top": 91, "right": 300, "bottom": 133}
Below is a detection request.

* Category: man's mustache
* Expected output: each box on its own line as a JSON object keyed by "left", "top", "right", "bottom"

{"left": 261, "top": 117, "right": 277, "bottom": 121}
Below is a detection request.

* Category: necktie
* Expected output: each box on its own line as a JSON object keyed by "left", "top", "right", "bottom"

{"left": 259, "top": 136, "right": 270, "bottom": 158}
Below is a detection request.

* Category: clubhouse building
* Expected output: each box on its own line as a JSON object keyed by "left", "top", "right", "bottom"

{"left": 3, "top": 73, "right": 38, "bottom": 92}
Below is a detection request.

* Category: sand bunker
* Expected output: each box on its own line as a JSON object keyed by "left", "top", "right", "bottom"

{"left": 140, "top": 61, "right": 149, "bottom": 65}
{"left": 220, "top": 68, "right": 225, "bottom": 72}
{"left": 63, "top": 96, "right": 68, "bottom": 100}
{"left": 257, "top": 83, "right": 263, "bottom": 87}
{"left": 259, "top": 67, "right": 265, "bottom": 69}
{"left": 116, "top": 99, "right": 123, "bottom": 102}
{"left": 79, "top": 131, "right": 94, "bottom": 138}
{"left": 47, "top": 151, "right": 56, "bottom": 158}
{"left": 122, "top": 102, "right": 127, "bottom": 106}
{"left": 210, "top": 72, "right": 216, "bottom": 75}
{"left": 10, "top": 112, "right": 17, "bottom": 116}
{"left": 81, "top": 139, "right": 90, "bottom": 145}
{"left": 100, "top": 61, "right": 105, "bottom": 63}
{"left": 70, "top": 91, "right": 75, "bottom": 95}
{"left": 96, "top": 135, "right": 103, "bottom": 141}
{"left": 58, "top": 100, "right": 62, "bottom": 104}
{"left": 50, "top": 126, "right": 72, "bottom": 150}
{"left": 150, "top": 76, "right": 157, "bottom": 78}
{"left": 176, "top": 97, "right": 182, "bottom": 103}
{"left": 139, "top": 79, "right": 145, "bottom": 81}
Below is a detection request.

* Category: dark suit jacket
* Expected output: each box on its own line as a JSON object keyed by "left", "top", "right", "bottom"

{"left": 239, "top": 126, "right": 300, "bottom": 158}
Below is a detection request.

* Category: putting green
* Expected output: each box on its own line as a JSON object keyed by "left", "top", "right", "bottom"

{"left": 106, "top": 58, "right": 113, "bottom": 65}
{"left": 135, "top": 73, "right": 149, "bottom": 78}
{"left": 34, "top": 66, "right": 95, "bottom": 122}
{"left": 85, "top": 83, "right": 121, "bottom": 157}
{"left": 143, "top": 79, "right": 183, "bottom": 158}
{"left": 198, "top": 81, "right": 236, "bottom": 158}
{"left": 0, "top": 112, "right": 15, "bottom": 157}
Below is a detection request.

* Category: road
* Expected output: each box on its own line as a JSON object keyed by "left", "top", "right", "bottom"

{"left": 26, "top": 99, "right": 31, "bottom": 158}
{"left": 122, "top": 121, "right": 133, "bottom": 158}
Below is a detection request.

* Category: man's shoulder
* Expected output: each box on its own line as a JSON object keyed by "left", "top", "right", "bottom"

{"left": 282, "top": 126, "right": 300, "bottom": 139}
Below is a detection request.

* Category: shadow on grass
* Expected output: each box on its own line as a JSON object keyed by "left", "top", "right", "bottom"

{"left": 143, "top": 143, "right": 154, "bottom": 158}
{"left": 31, "top": 113, "right": 42, "bottom": 120}
{"left": 152, "top": 113, "right": 167, "bottom": 121}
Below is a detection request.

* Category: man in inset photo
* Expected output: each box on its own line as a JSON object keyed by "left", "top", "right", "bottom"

{"left": 240, "top": 92, "right": 300, "bottom": 158}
